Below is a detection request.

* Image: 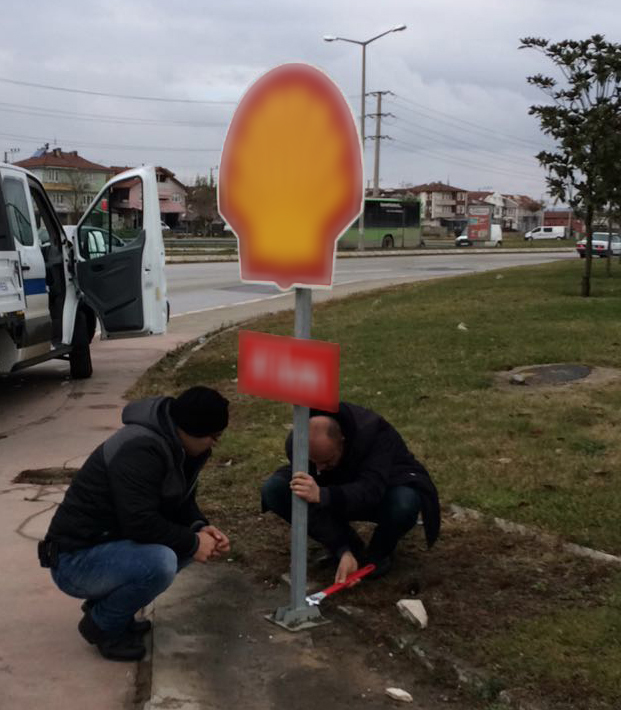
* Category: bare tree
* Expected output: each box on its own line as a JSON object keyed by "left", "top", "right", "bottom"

{"left": 67, "top": 170, "right": 91, "bottom": 224}
{"left": 186, "top": 175, "right": 217, "bottom": 236}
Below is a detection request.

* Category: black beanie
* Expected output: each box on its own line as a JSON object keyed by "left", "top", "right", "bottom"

{"left": 170, "top": 386, "right": 229, "bottom": 437}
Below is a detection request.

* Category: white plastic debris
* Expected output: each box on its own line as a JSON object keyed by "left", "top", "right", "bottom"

{"left": 385, "top": 687, "right": 413, "bottom": 703}
{"left": 457, "top": 322, "right": 468, "bottom": 331}
{"left": 397, "top": 599, "right": 428, "bottom": 629}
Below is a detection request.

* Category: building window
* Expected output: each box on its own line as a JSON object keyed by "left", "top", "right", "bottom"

{"left": 51, "top": 192, "right": 64, "bottom": 206}
{"left": 46, "top": 170, "right": 60, "bottom": 183}
{"left": 172, "top": 193, "right": 182, "bottom": 203}
{"left": 457, "top": 192, "right": 466, "bottom": 200}
{"left": 157, "top": 173, "right": 166, "bottom": 183}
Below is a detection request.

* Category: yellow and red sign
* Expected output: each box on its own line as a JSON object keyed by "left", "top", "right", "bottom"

{"left": 218, "top": 63, "right": 363, "bottom": 290}
{"left": 238, "top": 330, "right": 340, "bottom": 411}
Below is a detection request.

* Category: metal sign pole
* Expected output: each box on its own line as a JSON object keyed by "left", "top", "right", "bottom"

{"left": 271, "top": 287, "right": 325, "bottom": 629}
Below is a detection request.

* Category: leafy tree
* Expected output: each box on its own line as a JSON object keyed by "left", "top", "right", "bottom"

{"left": 520, "top": 34, "right": 621, "bottom": 296}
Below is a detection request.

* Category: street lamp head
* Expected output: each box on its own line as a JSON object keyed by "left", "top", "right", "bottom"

{"left": 391, "top": 24, "right": 407, "bottom": 32}
{"left": 323, "top": 35, "right": 337, "bottom": 42}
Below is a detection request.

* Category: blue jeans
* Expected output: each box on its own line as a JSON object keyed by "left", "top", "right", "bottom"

{"left": 261, "top": 475, "right": 421, "bottom": 561}
{"left": 51, "top": 541, "right": 191, "bottom": 635}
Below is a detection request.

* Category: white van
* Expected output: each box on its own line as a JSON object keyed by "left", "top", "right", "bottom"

{"left": 0, "top": 164, "right": 167, "bottom": 379}
{"left": 524, "top": 225, "right": 567, "bottom": 240}
{"left": 455, "top": 223, "right": 503, "bottom": 247}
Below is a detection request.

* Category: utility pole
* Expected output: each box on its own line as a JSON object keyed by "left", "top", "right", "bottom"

{"left": 368, "top": 91, "right": 394, "bottom": 197}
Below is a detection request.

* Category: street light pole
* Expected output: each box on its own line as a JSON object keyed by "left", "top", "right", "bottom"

{"left": 360, "top": 43, "right": 366, "bottom": 251}
{"left": 324, "top": 24, "right": 406, "bottom": 251}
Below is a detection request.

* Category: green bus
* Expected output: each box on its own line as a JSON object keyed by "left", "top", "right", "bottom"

{"left": 338, "top": 196, "right": 422, "bottom": 250}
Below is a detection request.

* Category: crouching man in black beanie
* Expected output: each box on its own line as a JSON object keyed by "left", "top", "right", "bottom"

{"left": 39, "top": 386, "right": 230, "bottom": 662}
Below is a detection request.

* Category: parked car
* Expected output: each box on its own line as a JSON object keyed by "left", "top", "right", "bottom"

{"left": 576, "top": 232, "right": 621, "bottom": 258}
{"left": 524, "top": 225, "right": 567, "bottom": 240}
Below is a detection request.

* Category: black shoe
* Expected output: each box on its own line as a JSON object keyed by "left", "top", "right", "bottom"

{"left": 78, "top": 611, "right": 146, "bottom": 662}
{"left": 81, "top": 600, "right": 152, "bottom": 635}
{"left": 96, "top": 632, "right": 146, "bottom": 662}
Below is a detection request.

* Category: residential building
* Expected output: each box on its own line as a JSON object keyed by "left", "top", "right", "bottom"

{"left": 468, "top": 191, "right": 504, "bottom": 222}
{"left": 467, "top": 191, "right": 542, "bottom": 233}
{"left": 111, "top": 166, "right": 187, "bottom": 228}
{"left": 380, "top": 182, "right": 468, "bottom": 229}
{"left": 15, "top": 147, "right": 110, "bottom": 224}
{"left": 506, "top": 195, "right": 543, "bottom": 233}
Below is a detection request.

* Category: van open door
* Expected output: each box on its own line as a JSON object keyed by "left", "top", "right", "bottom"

{"left": 74, "top": 166, "right": 167, "bottom": 338}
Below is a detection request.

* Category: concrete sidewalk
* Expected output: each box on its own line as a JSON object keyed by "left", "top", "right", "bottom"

{"left": 144, "top": 558, "right": 468, "bottom": 710}
{"left": 0, "top": 276, "right": 433, "bottom": 710}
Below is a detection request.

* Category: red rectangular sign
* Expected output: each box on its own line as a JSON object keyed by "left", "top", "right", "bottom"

{"left": 238, "top": 330, "right": 340, "bottom": 412}
{"left": 467, "top": 205, "right": 492, "bottom": 242}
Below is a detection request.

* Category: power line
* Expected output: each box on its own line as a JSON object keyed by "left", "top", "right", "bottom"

{"left": 386, "top": 95, "right": 547, "bottom": 152}
{"left": 387, "top": 115, "right": 539, "bottom": 169}
{"left": 386, "top": 139, "right": 544, "bottom": 186}
{"left": 0, "top": 101, "right": 229, "bottom": 128}
{"left": 0, "top": 76, "right": 237, "bottom": 105}
{"left": 0, "top": 131, "right": 222, "bottom": 153}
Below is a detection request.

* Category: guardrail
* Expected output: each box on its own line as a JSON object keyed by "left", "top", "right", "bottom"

{"left": 164, "top": 237, "right": 237, "bottom": 249}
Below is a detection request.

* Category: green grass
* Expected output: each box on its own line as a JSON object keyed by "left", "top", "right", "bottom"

{"left": 131, "top": 258, "right": 621, "bottom": 552}
{"left": 484, "top": 575, "right": 621, "bottom": 703}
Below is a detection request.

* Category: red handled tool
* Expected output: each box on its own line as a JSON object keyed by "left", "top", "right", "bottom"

{"left": 305, "top": 563, "right": 376, "bottom": 606}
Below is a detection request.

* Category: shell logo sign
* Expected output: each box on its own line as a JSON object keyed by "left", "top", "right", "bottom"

{"left": 218, "top": 63, "right": 363, "bottom": 290}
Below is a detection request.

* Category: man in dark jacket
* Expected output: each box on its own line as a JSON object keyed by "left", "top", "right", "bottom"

{"left": 40, "top": 386, "right": 230, "bottom": 662}
{"left": 261, "top": 402, "right": 440, "bottom": 584}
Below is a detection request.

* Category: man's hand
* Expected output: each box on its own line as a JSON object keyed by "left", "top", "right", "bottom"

{"left": 335, "top": 551, "right": 358, "bottom": 584}
{"left": 290, "top": 472, "right": 320, "bottom": 504}
{"left": 192, "top": 529, "right": 218, "bottom": 563}
{"left": 202, "top": 525, "right": 230, "bottom": 555}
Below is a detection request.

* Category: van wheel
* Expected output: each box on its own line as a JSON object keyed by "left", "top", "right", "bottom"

{"left": 70, "top": 312, "right": 93, "bottom": 379}
{"left": 382, "top": 235, "right": 394, "bottom": 249}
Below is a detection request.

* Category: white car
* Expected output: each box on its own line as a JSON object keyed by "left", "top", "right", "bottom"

{"left": 576, "top": 232, "right": 621, "bottom": 258}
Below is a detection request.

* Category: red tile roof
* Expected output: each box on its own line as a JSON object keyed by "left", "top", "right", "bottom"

{"left": 406, "top": 181, "right": 467, "bottom": 193}
{"left": 467, "top": 191, "right": 493, "bottom": 202}
{"left": 16, "top": 149, "right": 109, "bottom": 171}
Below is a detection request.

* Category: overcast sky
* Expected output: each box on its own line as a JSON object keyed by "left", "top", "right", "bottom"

{"left": 1, "top": 0, "right": 619, "bottom": 202}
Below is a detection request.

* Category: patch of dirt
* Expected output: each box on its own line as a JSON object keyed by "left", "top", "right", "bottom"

{"left": 215, "top": 507, "right": 617, "bottom": 709}
{"left": 13, "top": 467, "right": 78, "bottom": 485}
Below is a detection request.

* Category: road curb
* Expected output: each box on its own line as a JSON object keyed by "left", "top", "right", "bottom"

{"left": 450, "top": 505, "right": 621, "bottom": 566}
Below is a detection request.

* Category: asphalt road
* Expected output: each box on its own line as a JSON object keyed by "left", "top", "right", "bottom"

{"left": 166, "top": 251, "right": 575, "bottom": 317}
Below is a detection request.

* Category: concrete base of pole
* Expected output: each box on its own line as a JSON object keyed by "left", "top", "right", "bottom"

{"left": 266, "top": 604, "right": 330, "bottom": 631}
